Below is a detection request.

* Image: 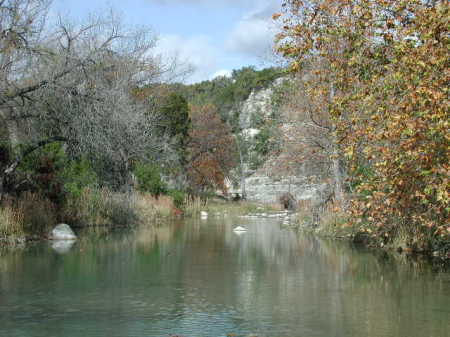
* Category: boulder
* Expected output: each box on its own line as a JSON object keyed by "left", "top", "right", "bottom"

{"left": 279, "top": 192, "right": 296, "bottom": 210}
{"left": 49, "top": 224, "right": 77, "bottom": 240}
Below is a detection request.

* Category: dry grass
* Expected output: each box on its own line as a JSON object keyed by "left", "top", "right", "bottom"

{"left": 205, "top": 199, "right": 280, "bottom": 215}
{"left": 63, "top": 188, "right": 176, "bottom": 227}
{"left": 294, "top": 199, "right": 314, "bottom": 226}
{"left": 60, "top": 188, "right": 181, "bottom": 228}
{"left": 388, "top": 223, "right": 435, "bottom": 253}
{"left": 389, "top": 225, "right": 412, "bottom": 251}
{"left": 63, "top": 188, "right": 110, "bottom": 226}
{"left": 18, "top": 193, "right": 57, "bottom": 234}
{"left": 175, "top": 196, "right": 280, "bottom": 218}
{"left": 267, "top": 202, "right": 284, "bottom": 212}
{"left": 0, "top": 201, "right": 24, "bottom": 239}
{"left": 318, "top": 200, "right": 348, "bottom": 232}
{"left": 134, "top": 193, "right": 175, "bottom": 224}
{"left": 62, "top": 188, "right": 139, "bottom": 226}
{"left": 0, "top": 193, "right": 57, "bottom": 241}
{"left": 294, "top": 199, "right": 349, "bottom": 236}
{"left": 238, "top": 200, "right": 281, "bottom": 214}
{"left": 183, "top": 195, "right": 205, "bottom": 217}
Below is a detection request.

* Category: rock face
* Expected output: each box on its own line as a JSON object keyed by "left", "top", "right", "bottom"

{"left": 239, "top": 86, "right": 275, "bottom": 130}
{"left": 240, "top": 174, "right": 328, "bottom": 203}
{"left": 229, "top": 76, "right": 332, "bottom": 205}
{"left": 49, "top": 224, "right": 77, "bottom": 240}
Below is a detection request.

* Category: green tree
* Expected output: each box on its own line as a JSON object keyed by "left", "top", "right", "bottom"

{"left": 133, "top": 163, "right": 167, "bottom": 197}
{"left": 160, "top": 93, "right": 191, "bottom": 144}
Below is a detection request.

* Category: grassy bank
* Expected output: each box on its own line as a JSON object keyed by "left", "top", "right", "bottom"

{"left": 293, "top": 199, "right": 450, "bottom": 261}
{"left": 0, "top": 193, "right": 56, "bottom": 244}
{"left": 0, "top": 188, "right": 188, "bottom": 245}
{"left": 0, "top": 185, "right": 281, "bottom": 246}
{"left": 0, "top": 189, "right": 278, "bottom": 243}
{"left": 204, "top": 198, "right": 282, "bottom": 216}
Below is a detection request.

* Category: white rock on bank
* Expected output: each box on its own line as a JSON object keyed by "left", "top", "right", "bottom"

{"left": 200, "top": 211, "right": 208, "bottom": 219}
{"left": 49, "top": 224, "right": 77, "bottom": 240}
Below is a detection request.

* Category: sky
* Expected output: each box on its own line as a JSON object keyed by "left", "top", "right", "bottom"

{"left": 52, "top": 0, "right": 282, "bottom": 83}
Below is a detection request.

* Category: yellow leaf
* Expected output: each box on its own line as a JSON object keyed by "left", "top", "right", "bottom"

{"left": 272, "top": 13, "right": 282, "bottom": 20}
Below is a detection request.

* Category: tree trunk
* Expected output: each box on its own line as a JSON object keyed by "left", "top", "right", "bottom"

{"left": 0, "top": 172, "right": 4, "bottom": 203}
{"left": 119, "top": 149, "right": 134, "bottom": 196}
{"left": 240, "top": 156, "right": 246, "bottom": 200}
{"left": 330, "top": 83, "right": 346, "bottom": 206}
{"left": 332, "top": 150, "right": 345, "bottom": 203}
{"left": 235, "top": 136, "right": 246, "bottom": 199}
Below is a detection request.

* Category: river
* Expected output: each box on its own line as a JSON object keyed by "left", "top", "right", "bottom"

{"left": 0, "top": 215, "right": 449, "bottom": 337}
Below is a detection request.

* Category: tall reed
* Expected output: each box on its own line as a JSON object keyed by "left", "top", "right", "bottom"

{"left": 0, "top": 193, "right": 56, "bottom": 240}
{"left": 183, "top": 195, "right": 205, "bottom": 217}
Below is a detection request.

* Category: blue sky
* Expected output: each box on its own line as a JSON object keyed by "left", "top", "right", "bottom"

{"left": 52, "top": 0, "right": 281, "bottom": 83}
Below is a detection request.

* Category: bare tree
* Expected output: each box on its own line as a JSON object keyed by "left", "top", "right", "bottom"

{"left": 0, "top": 0, "right": 177, "bottom": 197}
{"left": 276, "top": 65, "right": 346, "bottom": 205}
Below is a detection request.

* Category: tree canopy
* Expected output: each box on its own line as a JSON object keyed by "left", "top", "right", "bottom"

{"left": 277, "top": 0, "right": 449, "bottom": 242}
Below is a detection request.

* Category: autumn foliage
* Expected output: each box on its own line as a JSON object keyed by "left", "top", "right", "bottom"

{"left": 277, "top": 0, "right": 449, "bottom": 246}
{"left": 187, "top": 104, "right": 237, "bottom": 194}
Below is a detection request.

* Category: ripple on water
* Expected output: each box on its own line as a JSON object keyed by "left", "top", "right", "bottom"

{"left": 0, "top": 217, "right": 449, "bottom": 337}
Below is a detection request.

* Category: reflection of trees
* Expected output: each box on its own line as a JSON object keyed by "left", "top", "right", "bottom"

{"left": 0, "top": 219, "right": 449, "bottom": 337}
{"left": 173, "top": 219, "right": 450, "bottom": 336}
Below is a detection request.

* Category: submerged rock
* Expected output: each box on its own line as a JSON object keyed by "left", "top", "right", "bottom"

{"left": 49, "top": 224, "right": 77, "bottom": 240}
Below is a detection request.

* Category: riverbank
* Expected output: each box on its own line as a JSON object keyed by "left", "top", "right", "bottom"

{"left": 0, "top": 188, "right": 189, "bottom": 247}
{"left": 2, "top": 193, "right": 449, "bottom": 266}
{"left": 290, "top": 200, "right": 450, "bottom": 264}
{"left": 0, "top": 191, "right": 280, "bottom": 247}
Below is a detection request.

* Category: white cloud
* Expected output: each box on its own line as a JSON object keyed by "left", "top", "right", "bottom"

{"left": 225, "top": 1, "right": 280, "bottom": 58}
{"left": 226, "top": 17, "right": 274, "bottom": 57}
{"left": 149, "top": 0, "right": 282, "bottom": 82}
{"left": 154, "top": 34, "right": 219, "bottom": 83}
{"left": 211, "top": 69, "right": 232, "bottom": 79}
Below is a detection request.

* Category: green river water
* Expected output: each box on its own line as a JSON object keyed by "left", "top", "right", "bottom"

{"left": 0, "top": 215, "right": 449, "bottom": 337}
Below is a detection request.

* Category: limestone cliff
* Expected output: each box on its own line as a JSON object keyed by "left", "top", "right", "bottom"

{"left": 229, "top": 78, "right": 330, "bottom": 204}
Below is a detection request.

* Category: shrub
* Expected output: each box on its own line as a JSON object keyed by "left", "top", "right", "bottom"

{"left": 15, "top": 143, "right": 67, "bottom": 205}
{"left": 167, "top": 189, "right": 185, "bottom": 208}
{"left": 133, "top": 163, "right": 167, "bottom": 197}
{"left": 19, "top": 142, "right": 67, "bottom": 171}
{"left": 59, "top": 158, "right": 98, "bottom": 198}
{"left": 0, "top": 142, "right": 11, "bottom": 168}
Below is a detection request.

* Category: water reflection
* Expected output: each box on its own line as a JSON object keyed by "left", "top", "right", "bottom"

{"left": 51, "top": 240, "right": 76, "bottom": 254}
{"left": 0, "top": 216, "right": 449, "bottom": 337}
